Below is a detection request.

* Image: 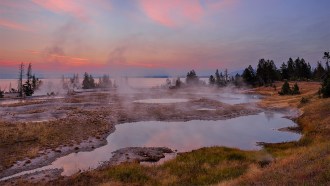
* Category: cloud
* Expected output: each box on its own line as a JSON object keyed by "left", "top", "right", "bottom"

{"left": 0, "top": 19, "right": 31, "bottom": 31}
{"left": 31, "top": 0, "right": 112, "bottom": 22}
{"left": 204, "top": 0, "right": 237, "bottom": 11}
{"left": 32, "top": 0, "right": 89, "bottom": 21}
{"left": 139, "top": 0, "right": 204, "bottom": 27}
{"left": 138, "top": 0, "right": 236, "bottom": 27}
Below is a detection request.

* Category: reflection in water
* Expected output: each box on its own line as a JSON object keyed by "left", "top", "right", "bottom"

{"left": 215, "top": 93, "right": 261, "bottom": 105}
{"left": 0, "top": 99, "right": 26, "bottom": 105}
{"left": 1, "top": 112, "right": 301, "bottom": 180}
{"left": 133, "top": 98, "right": 189, "bottom": 104}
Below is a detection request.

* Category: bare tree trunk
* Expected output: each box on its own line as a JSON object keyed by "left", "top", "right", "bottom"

{"left": 18, "top": 63, "right": 24, "bottom": 97}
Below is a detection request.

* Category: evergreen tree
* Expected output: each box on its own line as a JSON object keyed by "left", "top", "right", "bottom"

{"left": 18, "top": 63, "right": 24, "bottom": 97}
{"left": 292, "top": 83, "right": 300, "bottom": 95}
{"left": 280, "top": 62, "right": 289, "bottom": 80}
{"left": 256, "top": 59, "right": 278, "bottom": 85}
{"left": 242, "top": 65, "right": 257, "bottom": 85}
{"left": 320, "top": 77, "right": 330, "bottom": 98}
{"left": 0, "top": 88, "right": 4, "bottom": 98}
{"left": 209, "top": 75, "right": 215, "bottom": 85}
{"left": 186, "top": 70, "right": 199, "bottom": 85}
{"left": 82, "top": 72, "right": 90, "bottom": 89}
{"left": 224, "top": 69, "right": 228, "bottom": 82}
{"left": 175, "top": 77, "right": 182, "bottom": 88}
{"left": 323, "top": 52, "right": 330, "bottom": 64}
{"left": 89, "top": 75, "right": 95, "bottom": 88}
{"left": 23, "top": 63, "right": 34, "bottom": 96}
{"left": 313, "top": 62, "right": 326, "bottom": 80}
{"left": 278, "top": 80, "right": 291, "bottom": 95}
{"left": 215, "top": 69, "right": 220, "bottom": 84}
{"left": 287, "top": 58, "right": 295, "bottom": 80}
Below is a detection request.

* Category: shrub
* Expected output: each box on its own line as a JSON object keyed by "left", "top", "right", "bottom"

{"left": 300, "top": 97, "right": 309, "bottom": 104}
{"left": 292, "top": 83, "right": 300, "bottom": 95}
{"left": 278, "top": 81, "right": 291, "bottom": 95}
{"left": 0, "top": 89, "right": 4, "bottom": 98}
{"left": 320, "top": 77, "right": 330, "bottom": 98}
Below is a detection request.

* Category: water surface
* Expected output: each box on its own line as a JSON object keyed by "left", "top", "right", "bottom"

{"left": 133, "top": 98, "right": 189, "bottom": 104}
{"left": 1, "top": 112, "right": 300, "bottom": 180}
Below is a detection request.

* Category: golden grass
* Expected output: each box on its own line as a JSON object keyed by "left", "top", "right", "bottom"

{"left": 0, "top": 112, "right": 110, "bottom": 172}
{"left": 51, "top": 147, "right": 270, "bottom": 186}
{"left": 57, "top": 81, "right": 330, "bottom": 186}
{"left": 4, "top": 82, "right": 330, "bottom": 185}
{"left": 220, "top": 81, "right": 330, "bottom": 185}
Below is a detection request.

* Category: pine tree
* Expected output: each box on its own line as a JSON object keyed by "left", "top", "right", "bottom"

{"left": 215, "top": 69, "right": 220, "bottom": 84}
{"left": 292, "top": 83, "right": 300, "bottom": 95}
{"left": 23, "top": 63, "right": 34, "bottom": 96}
{"left": 320, "top": 78, "right": 330, "bottom": 98}
{"left": 175, "top": 77, "right": 182, "bottom": 88}
{"left": 287, "top": 58, "right": 295, "bottom": 80}
{"left": 18, "top": 63, "right": 24, "bottom": 97}
{"left": 280, "top": 62, "right": 289, "bottom": 80}
{"left": 186, "top": 70, "right": 199, "bottom": 85}
{"left": 278, "top": 80, "right": 291, "bottom": 95}
{"left": 0, "top": 88, "right": 4, "bottom": 98}
{"left": 242, "top": 65, "right": 256, "bottom": 85}
{"left": 82, "top": 72, "right": 90, "bottom": 89}
{"left": 209, "top": 75, "right": 215, "bottom": 85}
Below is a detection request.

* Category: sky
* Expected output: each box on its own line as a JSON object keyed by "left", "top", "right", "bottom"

{"left": 0, "top": 0, "right": 330, "bottom": 78}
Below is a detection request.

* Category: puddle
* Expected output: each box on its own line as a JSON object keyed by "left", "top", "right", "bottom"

{"left": 197, "top": 108, "right": 216, "bottom": 111}
{"left": 133, "top": 98, "right": 189, "bottom": 104}
{"left": 0, "top": 99, "right": 27, "bottom": 105}
{"left": 216, "top": 93, "right": 261, "bottom": 105}
{"left": 33, "top": 96, "right": 65, "bottom": 100}
{"left": 0, "top": 112, "right": 301, "bottom": 181}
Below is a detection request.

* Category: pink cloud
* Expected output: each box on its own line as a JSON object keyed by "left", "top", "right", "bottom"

{"left": 0, "top": 19, "right": 31, "bottom": 31}
{"left": 205, "top": 0, "right": 237, "bottom": 10}
{"left": 25, "top": 49, "right": 90, "bottom": 64}
{"left": 139, "top": 0, "right": 204, "bottom": 27}
{"left": 0, "top": 0, "right": 39, "bottom": 12}
{"left": 139, "top": 0, "right": 237, "bottom": 27}
{"left": 32, "top": 0, "right": 90, "bottom": 22}
{"left": 31, "top": 0, "right": 111, "bottom": 22}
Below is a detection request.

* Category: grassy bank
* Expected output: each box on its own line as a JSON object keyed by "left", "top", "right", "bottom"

{"left": 0, "top": 111, "right": 111, "bottom": 173}
{"left": 50, "top": 81, "right": 329, "bottom": 186}
{"left": 47, "top": 147, "right": 269, "bottom": 186}
{"left": 4, "top": 81, "right": 330, "bottom": 185}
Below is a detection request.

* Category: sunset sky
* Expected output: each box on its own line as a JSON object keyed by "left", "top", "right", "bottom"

{"left": 0, "top": 0, "right": 330, "bottom": 77}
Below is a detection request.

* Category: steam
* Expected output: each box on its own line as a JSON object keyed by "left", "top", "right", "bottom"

{"left": 33, "top": 79, "right": 67, "bottom": 96}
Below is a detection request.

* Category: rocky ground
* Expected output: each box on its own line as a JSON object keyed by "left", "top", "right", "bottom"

{"left": 0, "top": 87, "right": 262, "bottom": 184}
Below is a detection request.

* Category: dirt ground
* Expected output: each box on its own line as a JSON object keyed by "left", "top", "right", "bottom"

{"left": 0, "top": 86, "right": 262, "bottom": 182}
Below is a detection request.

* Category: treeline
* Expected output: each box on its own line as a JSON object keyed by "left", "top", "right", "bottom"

{"left": 17, "top": 63, "right": 42, "bottom": 97}
{"left": 82, "top": 72, "right": 113, "bottom": 89}
{"left": 0, "top": 62, "right": 42, "bottom": 97}
{"left": 61, "top": 72, "right": 114, "bottom": 91}
{"left": 164, "top": 69, "right": 241, "bottom": 89}
{"left": 242, "top": 53, "right": 330, "bottom": 86}
{"left": 209, "top": 69, "right": 242, "bottom": 87}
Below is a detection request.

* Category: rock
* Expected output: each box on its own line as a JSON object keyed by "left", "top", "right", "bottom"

{"left": 109, "top": 147, "right": 173, "bottom": 165}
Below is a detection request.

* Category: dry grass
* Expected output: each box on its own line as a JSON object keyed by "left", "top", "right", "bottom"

{"left": 219, "top": 81, "right": 330, "bottom": 185}
{"left": 252, "top": 81, "right": 321, "bottom": 109}
{"left": 0, "top": 113, "right": 111, "bottom": 172}
{"left": 50, "top": 147, "right": 269, "bottom": 186}
{"left": 57, "top": 81, "right": 330, "bottom": 186}
{"left": 3, "top": 82, "right": 330, "bottom": 185}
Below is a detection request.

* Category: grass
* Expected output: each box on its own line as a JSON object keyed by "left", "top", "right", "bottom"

{"left": 0, "top": 112, "right": 111, "bottom": 172}
{"left": 52, "top": 147, "right": 268, "bottom": 186}
{"left": 56, "top": 81, "right": 330, "bottom": 186}
{"left": 220, "top": 81, "right": 330, "bottom": 185}
{"left": 3, "top": 81, "right": 330, "bottom": 185}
